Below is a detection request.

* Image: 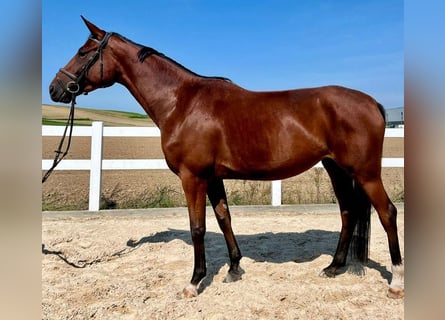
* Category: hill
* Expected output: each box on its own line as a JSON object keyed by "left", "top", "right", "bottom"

{"left": 42, "top": 104, "right": 155, "bottom": 127}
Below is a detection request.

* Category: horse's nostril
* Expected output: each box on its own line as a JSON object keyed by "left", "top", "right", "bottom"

{"left": 49, "top": 83, "right": 62, "bottom": 101}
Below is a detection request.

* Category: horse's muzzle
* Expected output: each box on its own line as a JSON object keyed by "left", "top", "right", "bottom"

{"left": 49, "top": 80, "right": 73, "bottom": 103}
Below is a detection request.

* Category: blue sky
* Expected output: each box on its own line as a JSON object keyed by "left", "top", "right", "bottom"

{"left": 42, "top": 1, "right": 403, "bottom": 113}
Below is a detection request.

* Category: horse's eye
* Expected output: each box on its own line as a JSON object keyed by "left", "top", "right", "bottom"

{"left": 77, "top": 50, "right": 87, "bottom": 58}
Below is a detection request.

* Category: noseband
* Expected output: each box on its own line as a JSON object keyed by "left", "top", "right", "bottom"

{"left": 59, "top": 32, "right": 113, "bottom": 95}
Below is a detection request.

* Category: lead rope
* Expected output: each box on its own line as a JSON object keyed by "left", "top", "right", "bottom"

{"left": 42, "top": 96, "right": 76, "bottom": 183}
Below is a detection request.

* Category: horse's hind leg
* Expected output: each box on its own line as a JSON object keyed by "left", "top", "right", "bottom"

{"left": 355, "top": 175, "right": 404, "bottom": 298}
{"left": 207, "top": 178, "right": 243, "bottom": 282}
{"left": 321, "top": 158, "right": 367, "bottom": 277}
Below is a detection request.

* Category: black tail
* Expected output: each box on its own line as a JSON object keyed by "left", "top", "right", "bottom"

{"left": 377, "top": 102, "right": 386, "bottom": 123}
{"left": 349, "top": 180, "right": 371, "bottom": 263}
{"left": 348, "top": 101, "right": 382, "bottom": 261}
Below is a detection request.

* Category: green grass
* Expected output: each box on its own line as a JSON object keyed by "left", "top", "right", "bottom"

{"left": 121, "top": 112, "right": 149, "bottom": 119}
{"left": 42, "top": 119, "right": 66, "bottom": 126}
{"left": 42, "top": 118, "right": 92, "bottom": 126}
{"left": 128, "top": 114, "right": 149, "bottom": 119}
{"left": 100, "top": 109, "right": 148, "bottom": 118}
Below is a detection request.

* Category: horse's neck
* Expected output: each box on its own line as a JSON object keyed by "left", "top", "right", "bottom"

{"left": 116, "top": 49, "right": 191, "bottom": 128}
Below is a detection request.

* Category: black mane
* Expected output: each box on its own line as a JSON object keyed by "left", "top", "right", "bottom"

{"left": 112, "top": 33, "right": 231, "bottom": 82}
{"left": 138, "top": 46, "right": 161, "bottom": 62}
{"left": 137, "top": 46, "right": 231, "bottom": 82}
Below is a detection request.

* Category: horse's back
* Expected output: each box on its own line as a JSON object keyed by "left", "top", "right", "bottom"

{"left": 211, "top": 84, "right": 383, "bottom": 133}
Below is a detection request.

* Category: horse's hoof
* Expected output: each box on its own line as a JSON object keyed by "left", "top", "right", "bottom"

{"left": 387, "top": 287, "right": 404, "bottom": 299}
{"left": 223, "top": 270, "right": 242, "bottom": 283}
{"left": 183, "top": 284, "right": 198, "bottom": 298}
{"left": 319, "top": 268, "right": 336, "bottom": 278}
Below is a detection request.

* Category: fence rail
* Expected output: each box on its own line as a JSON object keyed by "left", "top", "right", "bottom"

{"left": 42, "top": 122, "right": 404, "bottom": 211}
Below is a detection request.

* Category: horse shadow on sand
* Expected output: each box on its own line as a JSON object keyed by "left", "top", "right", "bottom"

{"left": 43, "top": 227, "right": 392, "bottom": 294}
{"left": 126, "top": 228, "right": 392, "bottom": 294}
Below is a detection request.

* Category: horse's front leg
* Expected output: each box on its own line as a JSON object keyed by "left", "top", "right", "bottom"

{"left": 207, "top": 178, "right": 243, "bottom": 282}
{"left": 180, "top": 172, "right": 208, "bottom": 298}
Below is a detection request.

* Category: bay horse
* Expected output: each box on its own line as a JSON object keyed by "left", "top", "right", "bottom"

{"left": 49, "top": 17, "right": 404, "bottom": 299}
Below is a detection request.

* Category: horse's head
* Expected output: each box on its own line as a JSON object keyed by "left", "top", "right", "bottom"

{"left": 49, "top": 16, "right": 117, "bottom": 103}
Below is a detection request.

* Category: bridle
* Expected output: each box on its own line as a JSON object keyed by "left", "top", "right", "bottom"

{"left": 58, "top": 32, "right": 113, "bottom": 95}
{"left": 42, "top": 32, "right": 113, "bottom": 183}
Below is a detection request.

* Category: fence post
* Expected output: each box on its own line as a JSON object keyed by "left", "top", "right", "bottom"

{"left": 89, "top": 121, "right": 103, "bottom": 211}
{"left": 271, "top": 180, "right": 282, "bottom": 206}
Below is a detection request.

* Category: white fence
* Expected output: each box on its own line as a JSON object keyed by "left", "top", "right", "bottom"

{"left": 42, "top": 122, "right": 404, "bottom": 211}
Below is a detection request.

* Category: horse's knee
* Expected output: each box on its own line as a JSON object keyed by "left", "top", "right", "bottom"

{"left": 190, "top": 225, "right": 205, "bottom": 242}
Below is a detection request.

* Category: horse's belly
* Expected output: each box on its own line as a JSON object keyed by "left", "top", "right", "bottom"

{"left": 216, "top": 153, "right": 324, "bottom": 181}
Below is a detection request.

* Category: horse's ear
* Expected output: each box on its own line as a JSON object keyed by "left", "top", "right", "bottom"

{"left": 80, "top": 15, "right": 105, "bottom": 38}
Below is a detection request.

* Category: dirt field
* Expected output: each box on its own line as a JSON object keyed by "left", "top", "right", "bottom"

{"left": 42, "top": 204, "right": 404, "bottom": 319}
